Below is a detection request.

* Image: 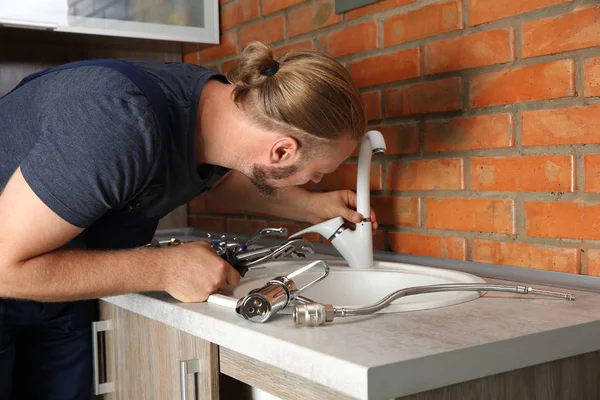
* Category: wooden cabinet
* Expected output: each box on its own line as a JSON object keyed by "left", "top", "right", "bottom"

{"left": 95, "top": 300, "right": 219, "bottom": 400}
{"left": 94, "top": 300, "right": 600, "bottom": 400}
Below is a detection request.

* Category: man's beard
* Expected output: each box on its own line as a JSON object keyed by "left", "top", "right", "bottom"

{"left": 249, "top": 163, "right": 298, "bottom": 197}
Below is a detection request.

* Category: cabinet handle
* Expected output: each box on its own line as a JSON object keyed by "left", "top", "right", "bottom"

{"left": 180, "top": 359, "right": 201, "bottom": 400}
{"left": 92, "top": 320, "right": 115, "bottom": 395}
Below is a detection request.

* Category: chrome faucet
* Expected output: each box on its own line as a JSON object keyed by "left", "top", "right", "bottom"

{"left": 290, "top": 130, "right": 387, "bottom": 268}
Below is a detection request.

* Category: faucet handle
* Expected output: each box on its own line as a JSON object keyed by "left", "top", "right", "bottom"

{"left": 238, "top": 238, "right": 315, "bottom": 269}
{"left": 245, "top": 227, "right": 288, "bottom": 247}
{"left": 289, "top": 217, "right": 345, "bottom": 241}
{"left": 284, "top": 259, "right": 330, "bottom": 293}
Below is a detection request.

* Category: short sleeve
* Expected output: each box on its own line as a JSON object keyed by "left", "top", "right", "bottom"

{"left": 20, "top": 92, "right": 159, "bottom": 228}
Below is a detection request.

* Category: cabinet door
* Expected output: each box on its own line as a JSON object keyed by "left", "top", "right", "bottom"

{"left": 95, "top": 300, "right": 219, "bottom": 400}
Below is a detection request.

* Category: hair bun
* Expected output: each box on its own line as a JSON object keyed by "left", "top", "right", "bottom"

{"left": 227, "top": 41, "right": 367, "bottom": 145}
{"left": 261, "top": 60, "right": 280, "bottom": 77}
{"left": 226, "top": 41, "right": 277, "bottom": 95}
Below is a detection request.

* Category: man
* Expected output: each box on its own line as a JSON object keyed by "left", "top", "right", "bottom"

{"left": 0, "top": 41, "right": 377, "bottom": 398}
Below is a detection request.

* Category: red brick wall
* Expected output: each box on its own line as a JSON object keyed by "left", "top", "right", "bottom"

{"left": 184, "top": 0, "right": 600, "bottom": 276}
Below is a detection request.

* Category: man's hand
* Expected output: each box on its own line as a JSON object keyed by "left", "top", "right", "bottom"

{"left": 305, "top": 190, "right": 379, "bottom": 234}
{"left": 161, "top": 241, "right": 241, "bottom": 303}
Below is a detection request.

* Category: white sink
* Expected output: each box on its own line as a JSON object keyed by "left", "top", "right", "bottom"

{"left": 208, "top": 259, "right": 486, "bottom": 314}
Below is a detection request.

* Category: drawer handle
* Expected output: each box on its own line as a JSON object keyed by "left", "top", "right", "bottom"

{"left": 180, "top": 359, "right": 201, "bottom": 400}
{"left": 92, "top": 320, "right": 115, "bottom": 395}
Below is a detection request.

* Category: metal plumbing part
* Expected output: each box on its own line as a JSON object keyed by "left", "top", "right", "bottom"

{"left": 292, "top": 283, "right": 576, "bottom": 327}
{"left": 235, "top": 260, "right": 330, "bottom": 323}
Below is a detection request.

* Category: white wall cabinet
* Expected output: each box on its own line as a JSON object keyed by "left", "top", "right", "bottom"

{"left": 0, "top": 0, "right": 219, "bottom": 44}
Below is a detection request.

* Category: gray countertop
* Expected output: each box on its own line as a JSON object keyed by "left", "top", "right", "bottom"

{"left": 102, "top": 230, "right": 600, "bottom": 399}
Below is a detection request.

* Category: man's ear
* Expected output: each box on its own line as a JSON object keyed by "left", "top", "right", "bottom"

{"left": 269, "top": 136, "right": 299, "bottom": 165}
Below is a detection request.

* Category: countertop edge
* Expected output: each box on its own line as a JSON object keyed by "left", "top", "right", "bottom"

{"left": 367, "top": 320, "right": 600, "bottom": 399}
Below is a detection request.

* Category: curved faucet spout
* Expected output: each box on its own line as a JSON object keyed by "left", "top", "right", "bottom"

{"left": 357, "top": 130, "right": 386, "bottom": 217}
{"left": 289, "top": 130, "right": 387, "bottom": 268}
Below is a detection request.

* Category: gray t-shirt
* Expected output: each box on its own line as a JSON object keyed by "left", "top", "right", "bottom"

{"left": 0, "top": 58, "right": 229, "bottom": 248}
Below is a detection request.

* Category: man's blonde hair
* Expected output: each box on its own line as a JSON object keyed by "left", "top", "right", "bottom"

{"left": 227, "top": 42, "right": 366, "bottom": 154}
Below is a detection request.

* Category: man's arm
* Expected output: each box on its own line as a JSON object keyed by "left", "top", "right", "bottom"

{"left": 0, "top": 168, "right": 238, "bottom": 303}
{"left": 205, "top": 170, "right": 378, "bottom": 230}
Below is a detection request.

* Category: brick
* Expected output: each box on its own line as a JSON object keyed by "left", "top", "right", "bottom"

{"left": 384, "top": 1, "right": 463, "bottom": 47}
{"left": 584, "top": 57, "right": 600, "bottom": 97}
{"left": 473, "top": 240, "right": 580, "bottom": 273}
{"left": 221, "top": 59, "right": 238, "bottom": 75}
{"left": 361, "top": 91, "right": 382, "bottom": 121}
{"left": 425, "top": 29, "right": 515, "bottom": 75}
{"left": 469, "top": 0, "right": 572, "bottom": 26}
{"left": 386, "top": 77, "right": 462, "bottom": 117}
{"left": 183, "top": 43, "right": 198, "bottom": 54}
{"left": 351, "top": 48, "right": 420, "bottom": 89}
{"left": 319, "top": 21, "right": 379, "bottom": 58}
{"left": 226, "top": 218, "right": 267, "bottom": 235}
{"left": 244, "top": 210, "right": 274, "bottom": 218}
{"left": 263, "top": 0, "right": 305, "bottom": 15}
{"left": 221, "top": 0, "right": 260, "bottom": 31}
{"left": 346, "top": 0, "right": 415, "bottom": 20}
{"left": 522, "top": 105, "right": 600, "bottom": 146}
{"left": 586, "top": 249, "right": 600, "bottom": 276}
{"left": 188, "top": 196, "right": 206, "bottom": 213}
{"left": 425, "top": 114, "right": 513, "bottom": 152}
{"left": 206, "top": 199, "right": 243, "bottom": 214}
{"left": 373, "top": 230, "right": 386, "bottom": 251}
{"left": 371, "top": 197, "right": 421, "bottom": 226}
{"left": 273, "top": 40, "right": 313, "bottom": 58}
{"left": 241, "top": 16, "right": 285, "bottom": 48}
{"left": 427, "top": 198, "right": 515, "bottom": 233}
{"left": 269, "top": 221, "right": 320, "bottom": 243}
{"left": 183, "top": 52, "right": 199, "bottom": 64}
{"left": 525, "top": 201, "right": 600, "bottom": 240}
{"left": 522, "top": 6, "right": 600, "bottom": 58}
{"left": 199, "top": 31, "right": 238, "bottom": 62}
{"left": 390, "top": 233, "right": 467, "bottom": 260}
{"left": 471, "top": 155, "right": 575, "bottom": 192}
{"left": 289, "top": 0, "right": 341, "bottom": 38}
{"left": 321, "top": 163, "right": 383, "bottom": 191}
{"left": 368, "top": 124, "right": 420, "bottom": 155}
{"left": 388, "top": 159, "right": 465, "bottom": 191}
{"left": 183, "top": 43, "right": 199, "bottom": 64}
{"left": 585, "top": 155, "right": 600, "bottom": 193}
{"left": 353, "top": 124, "right": 419, "bottom": 156}
{"left": 220, "top": 0, "right": 233, "bottom": 3}
{"left": 470, "top": 60, "right": 574, "bottom": 108}
{"left": 188, "top": 215, "right": 225, "bottom": 232}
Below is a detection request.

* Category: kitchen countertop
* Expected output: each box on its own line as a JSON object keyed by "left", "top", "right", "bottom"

{"left": 102, "top": 232, "right": 600, "bottom": 400}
